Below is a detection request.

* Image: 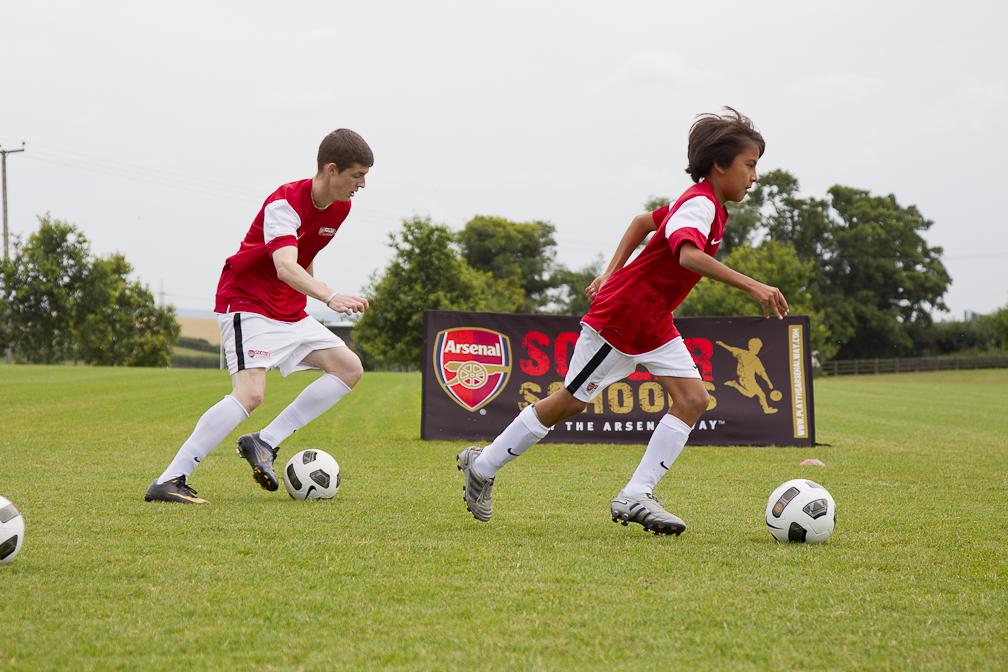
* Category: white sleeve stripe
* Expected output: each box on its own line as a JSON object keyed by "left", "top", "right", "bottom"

{"left": 664, "top": 196, "right": 715, "bottom": 241}
{"left": 263, "top": 200, "right": 301, "bottom": 244}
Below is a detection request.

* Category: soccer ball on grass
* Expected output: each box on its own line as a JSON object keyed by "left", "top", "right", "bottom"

{"left": 1, "top": 495, "right": 25, "bottom": 565}
{"left": 283, "top": 449, "right": 341, "bottom": 500}
{"left": 765, "top": 479, "right": 836, "bottom": 544}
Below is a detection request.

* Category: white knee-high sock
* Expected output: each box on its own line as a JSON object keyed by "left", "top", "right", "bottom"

{"left": 623, "top": 414, "right": 692, "bottom": 497}
{"left": 258, "top": 373, "right": 351, "bottom": 448}
{"left": 158, "top": 395, "right": 249, "bottom": 484}
{"left": 474, "top": 404, "right": 551, "bottom": 479}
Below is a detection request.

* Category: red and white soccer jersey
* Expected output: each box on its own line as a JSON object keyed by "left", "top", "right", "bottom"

{"left": 582, "top": 180, "right": 728, "bottom": 355}
{"left": 214, "top": 179, "right": 350, "bottom": 322}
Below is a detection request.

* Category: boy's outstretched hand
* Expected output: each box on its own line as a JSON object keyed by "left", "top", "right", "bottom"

{"left": 326, "top": 294, "right": 369, "bottom": 316}
{"left": 748, "top": 282, "right": 789, "bottom": 319}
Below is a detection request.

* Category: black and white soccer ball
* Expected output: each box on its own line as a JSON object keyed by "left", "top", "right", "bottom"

{"left": 283, "top": 450, "right": 341, "bottom": 500}
{"left": 765, "top": 479, "right": 836, "bottom": 544}
{"left": 0, "top": 495, "right": 25, "bottom": 565}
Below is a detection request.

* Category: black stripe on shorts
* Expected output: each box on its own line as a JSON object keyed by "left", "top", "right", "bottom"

{"left": 233, "top": 313, "right": 245, "bottom": 371}
{"left": 565, "top": 343, "right": 613, "bottom": 395}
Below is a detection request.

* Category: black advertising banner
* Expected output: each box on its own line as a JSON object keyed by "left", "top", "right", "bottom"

{"left": 421, "top": 311, "right": 815, "bottom": 446}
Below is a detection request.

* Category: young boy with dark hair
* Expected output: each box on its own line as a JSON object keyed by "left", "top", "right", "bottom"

{"left": 145, "top": 129, "right": 373, "bottom": 504}
{"left": 457, "top": 108, "right": 788, "bottom": 535}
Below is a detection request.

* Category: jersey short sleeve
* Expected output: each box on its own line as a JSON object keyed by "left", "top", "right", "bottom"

{"left": 263, "top": 199, "right": 301, "bottom": 254}
{"left": 664, "top": 196, "right": 715, "bottom": 257}
{"left": 651, "top": 203, "right": 671, "bottom": 228}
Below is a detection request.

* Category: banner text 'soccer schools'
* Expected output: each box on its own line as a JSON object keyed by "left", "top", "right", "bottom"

{"left": 421, "top": 311, "right": 815, "bottom": 446}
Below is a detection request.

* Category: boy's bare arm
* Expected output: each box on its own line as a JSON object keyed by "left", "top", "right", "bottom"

{"left": 678, "top": 243, "right": 789, "bottom": 319}
{"left": 586, "top": 213, "right": 657, "bottom": 299}
{"left": 272, "top": 246, "right": 369, "bottom": 315}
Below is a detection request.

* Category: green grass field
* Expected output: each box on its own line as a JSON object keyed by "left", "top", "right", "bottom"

{"left": 1, "top": 366, "right": 1006, "bottom": 671}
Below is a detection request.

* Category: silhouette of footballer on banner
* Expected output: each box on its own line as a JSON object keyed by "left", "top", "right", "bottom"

{"left": 716, "top": 338, "right": 783, "bottom": 414}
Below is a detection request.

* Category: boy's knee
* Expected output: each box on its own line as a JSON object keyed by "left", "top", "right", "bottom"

{"left": 237, "top": 391, "right": 263, "bottom": 413}
{"left": 680, "top": 388, "right": 710, "bottom": 419}
{"left": 533, "top": 390, "right": 587, "bottom": 427}
{"left": 331, "top": 361, "right": 363, "bottom": 389}
{"left": 325, "top": 350, "right": 363, "bottom": 389}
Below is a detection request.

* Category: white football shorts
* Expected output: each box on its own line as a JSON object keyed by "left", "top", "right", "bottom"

{"left": 217, "top": 312, "right": 346, "bottom": 377}
{"left": 564, "top": 323, "right": 701, "bottom": 402}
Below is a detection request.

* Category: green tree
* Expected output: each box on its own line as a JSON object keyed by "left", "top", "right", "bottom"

{"left": 643, "top": 195, "right": 670, "bottom": 212}
{"left": 824, "top": 186, "right": 949, "bottom": 358}
{"left": 676, "top": 240, "right": 836, "bottom": 362}
{"left": 0, "top": 215, "right": 92, "bottom": 363}
{"left": 354, "top": 216, "right": 524, "bottom": 368}
{"left": 76, "top": 254, "right": 180, "bottom": 366}
{"left": 455, "top": 215, "right": 557, "bottom": 312}
{"left": 907, "top": 310, "right": 1006, "bottom": 355}
{"left": 989, "top": 303, "right": 1008, "bottom": 350}
{"left": 0, "top": 298, "right": 8, "bottom": 356}
{"left": 747, "top": 170, "right": 855, "bottom": 350}
{"left": 754, "top": 170, "right": 835, "bottom": 264}
{"left": 0, "top": 214, "right": 179, "bottom": 365}
{"left": 746, "top": 170, "right": 950, "bottom": 359}
{"left": 547, "top": 256, "right": 604, "bottom": 317}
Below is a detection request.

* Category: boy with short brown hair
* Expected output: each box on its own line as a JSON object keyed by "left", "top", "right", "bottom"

{"left": 458, "top": 108, "right": 788, "bottom": 535}
{"left": 146, "top": 129, "right": 373, "bottom": 504}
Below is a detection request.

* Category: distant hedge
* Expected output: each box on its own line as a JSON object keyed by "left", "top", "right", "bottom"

{"left": 170, "top": 354, "right": 219, "bottom": 369}
{"left": 177, "top": 336, "right": 218, "bottom": 353}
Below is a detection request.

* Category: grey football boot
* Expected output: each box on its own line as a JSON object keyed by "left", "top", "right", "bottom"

{"left": 236, "top": 432, "right": 280, "bottom": 491}
{"left": 144, "top": 475, "right": 210, "bottom": 504}
{"left": 610, "top": 491, "right": 686, "bottom": 536}
{"left": 457, "top": 446, "right": 494, "bottom": 522}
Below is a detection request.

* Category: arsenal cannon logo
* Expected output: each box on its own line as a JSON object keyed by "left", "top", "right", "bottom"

{"left": 433, "top": 327, "right": 512, "bottom": 412}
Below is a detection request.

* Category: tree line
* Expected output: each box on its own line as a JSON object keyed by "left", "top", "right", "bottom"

{"left": 0, "top": 215, "right": 179, "bottom": 365}
{"left": 2, "top": 171, "right": 1006, "bottom": 368}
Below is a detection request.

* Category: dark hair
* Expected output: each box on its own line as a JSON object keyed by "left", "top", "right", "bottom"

{"left": 685, "top": 107, "right": 764, "bottom": 183}
{"left": 317, "top": 129, "right": 374, "bottom": 172}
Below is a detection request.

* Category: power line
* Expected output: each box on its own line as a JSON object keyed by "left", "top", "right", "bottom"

{"left": 17, "top": 142, "right": 406, "bottom": 223}
{"left": 943, "top": 251, "right": 1008, "bottom": 260}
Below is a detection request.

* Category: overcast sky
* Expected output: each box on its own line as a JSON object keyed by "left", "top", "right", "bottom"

{"left": 3, "top": 0, "right": 1006, "bottom": 320}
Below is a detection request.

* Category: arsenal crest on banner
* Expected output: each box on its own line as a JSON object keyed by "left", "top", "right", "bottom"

{"left": 432, "top": 327, "right": 512, "bottom": 412}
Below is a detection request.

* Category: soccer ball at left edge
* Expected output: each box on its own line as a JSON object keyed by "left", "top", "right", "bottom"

{"left": 0, "top": 495, "right": 25, "bottom": 565}
{"left": 283, "top": 449, "right": 341, "bottom": 500}
{"left": 765, "top": 479, "right": 836, "bottom": 544}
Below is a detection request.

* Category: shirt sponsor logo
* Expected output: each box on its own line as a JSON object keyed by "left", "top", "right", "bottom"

{"left": 434, "top": 328, "right": 512, "bottom": 412}
{"left": 319, "top": 227, "right": 339, "bottom": 237}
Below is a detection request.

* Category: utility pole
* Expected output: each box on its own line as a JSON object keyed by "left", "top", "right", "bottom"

{"left": 1, "top": 142, "right": 26, "bottom": 261}
{"left": 2, "top": 142, "right": 25, "bottom": 363}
